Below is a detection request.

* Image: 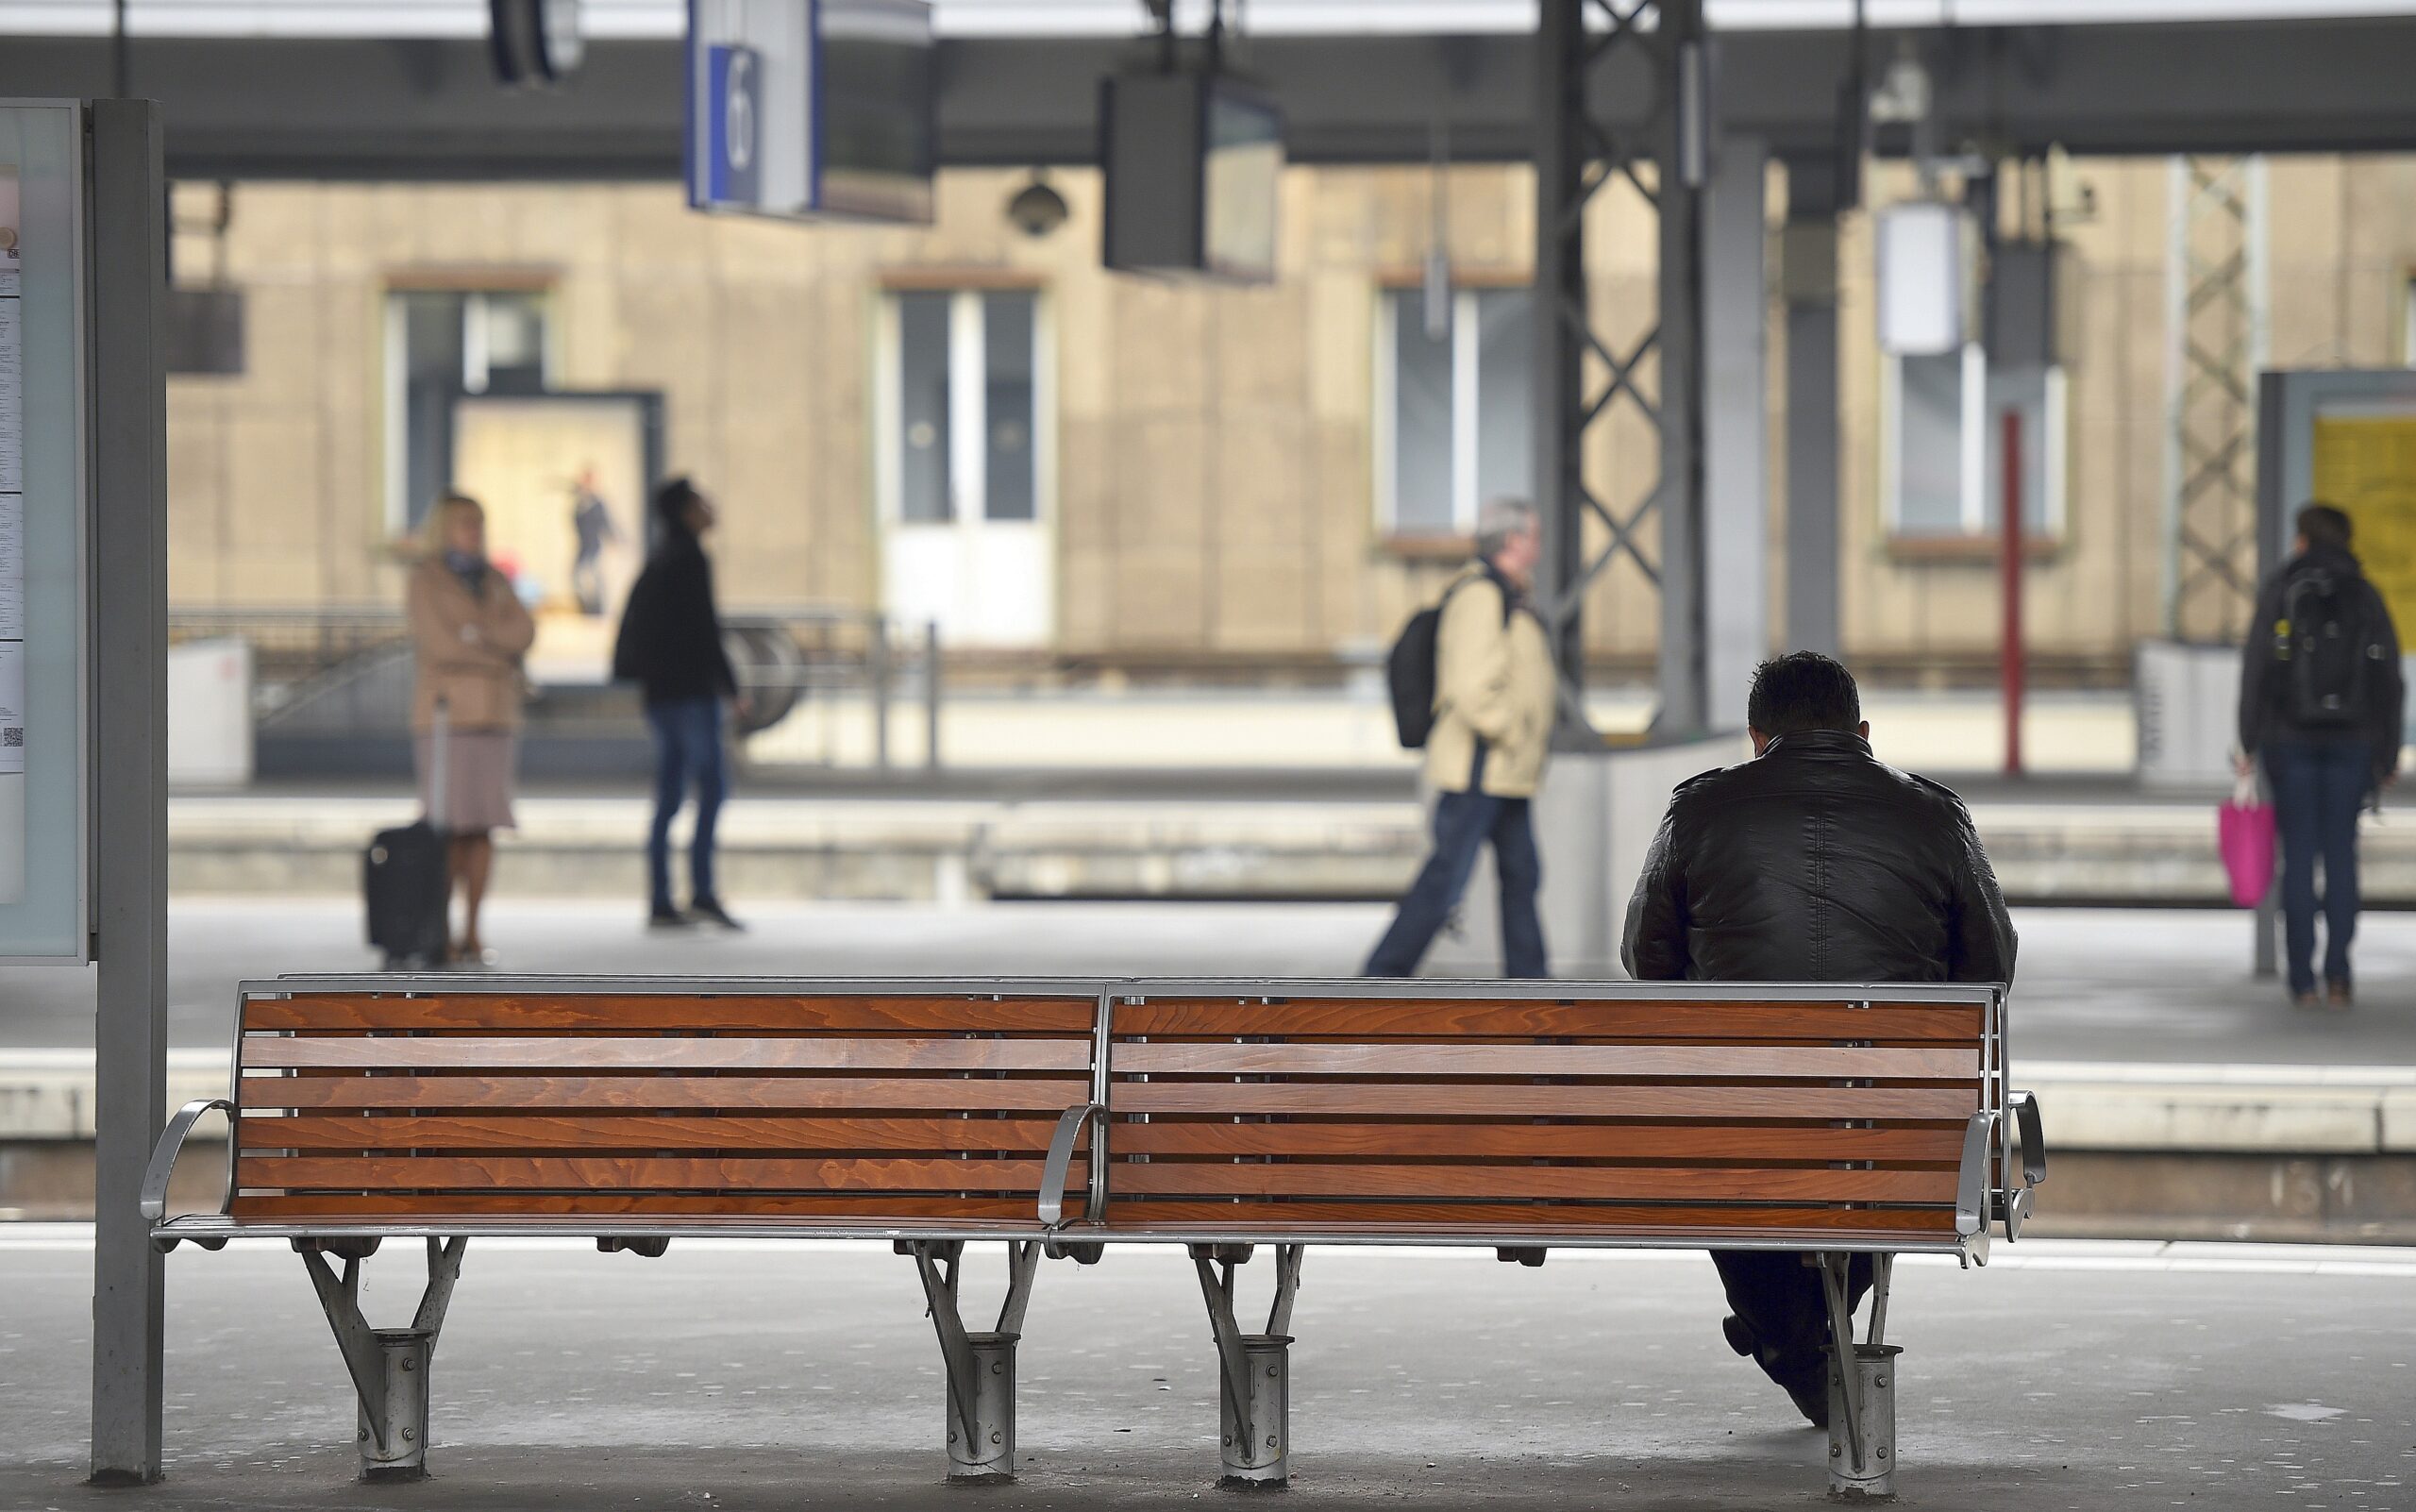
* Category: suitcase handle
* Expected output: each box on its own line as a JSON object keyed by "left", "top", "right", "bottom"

{"left": 427, "top": 695, "right": 449, "bottom": 835}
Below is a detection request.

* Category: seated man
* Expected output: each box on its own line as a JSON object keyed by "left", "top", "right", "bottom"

{"left": 1620, "top": 651, "right": 2016, "bottom": 1426}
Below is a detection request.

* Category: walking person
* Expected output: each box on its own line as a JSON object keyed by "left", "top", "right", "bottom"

{"left": 569, "top": 464, "right": 620, "bottom": 617}
{"left": 2237, "top": 502, "right": 2405, "bottom": 1010}
{"left": 1622, "top": 651, "right": 2016, "bottom": 1427}
{"left": 1364, "top": 497, "right": 1556, "bottom": 978}
{"left": 406, "top": 492, "right": 536, "bottom": 967}
{"left": 613, "top": 477, "right": 747, "bottom": 932}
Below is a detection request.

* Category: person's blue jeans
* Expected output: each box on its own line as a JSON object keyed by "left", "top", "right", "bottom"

{"left": 646, "top": 697, "right": 729, "bottom": 914}
{"left": 1364, "top": 787, "right": 1548, "bottom": 978}
{"left": 2264, "top": 736, "right": 2373, "bottom": 996}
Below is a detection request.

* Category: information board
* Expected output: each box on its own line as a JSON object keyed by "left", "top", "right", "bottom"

{"left": 2313, "top": 412, "right": 2416, "bottom": 635}
{"left": 0, "top": 101, "right": 87, "bottom": 962}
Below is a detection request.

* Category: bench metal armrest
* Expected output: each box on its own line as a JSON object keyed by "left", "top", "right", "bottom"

{"left": 1954, "top": 1108, "right": 2000, "bottom": 1239}
{"left": 2009, "top": 1090, "right": 2046, "bottom": 1187}
{"left": 1996, "top": 1089, "right": 2047, "bottom": 1239}
{"left": 1037, "top": 1101, "right": 1105, "bottom": 1229}
{"left": 141, "top": 1098, "right": 235, "bottom": 1223}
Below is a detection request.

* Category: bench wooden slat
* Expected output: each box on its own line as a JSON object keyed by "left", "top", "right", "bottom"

{"left": 1105, "top": 1163, "right": 1952, "bottom": 1202}
{"left": 242, "top": 1155, "right": 1078, "bottom": 1193}
{"left": 1110, "top": 1082, "right": 1977, "bottom": 1118}
{"left": 245, "top": 994, "right": 1099, "bottom": 1033}
{"left": 227, "top": 1193, "right": 1049, "bottom": 1220}
{"left": 1096, "top": 1200, "right": 1957, "bottom": 1235}
{"left": 245, "top": 1036, "right": 1094, "bottom": 1072}
{"left": 1109, "top": 1042, "right": 1974, "bottom": 1079}
{"left": 1115, "top": 1000, "right": 1983, "bottom": 1041}
{"left": 1111, "top": 1121, "right": 1965, "bottom": 1162}
{"left": 243, "top": 1114, "right": 1068, "bottom": 1154}
{"left": 248, "top": 1074, "right": 1092, "bottom": 1113}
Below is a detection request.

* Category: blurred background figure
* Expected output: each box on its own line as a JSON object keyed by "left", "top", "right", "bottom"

{"left": 2237, "top": 503, "right": 2406, "bottom": 1011}
{"left": 406, "top": 492, "right": 536, "bottom": 967}
{"left": 1364, "top": 497, "right": 1555, "bottom": 979}
{"left": 615, "top": 477, "right": 747, "bottom": 932}
{"left": 568, "top": 463, "right": 621, "bottom": 617}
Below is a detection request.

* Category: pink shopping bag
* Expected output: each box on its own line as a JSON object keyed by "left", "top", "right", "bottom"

{"left": 2219, "top": 775, "right": 2276, "bottom": 909}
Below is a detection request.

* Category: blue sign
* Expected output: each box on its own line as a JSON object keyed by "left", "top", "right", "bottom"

{"left": 704, "top": 42, "right": 763, "bottom": 208}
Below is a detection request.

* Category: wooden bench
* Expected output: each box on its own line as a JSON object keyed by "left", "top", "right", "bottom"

{"left": 146, "top": 974, "right": 2043, "bottom": 1500}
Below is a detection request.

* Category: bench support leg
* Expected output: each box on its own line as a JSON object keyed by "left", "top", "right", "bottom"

{"left": 1192, "top": 1242, "right": 1302, "bottom": 1489}
{"left": 295, "top": 1236, "right": 467, "bottom": 1484}
{"left": 1820, "top": 1252, "right": 1900, "bottom": 1503}
{"left": 906, "top": 1239, "right": 1039, "bottom": 1485}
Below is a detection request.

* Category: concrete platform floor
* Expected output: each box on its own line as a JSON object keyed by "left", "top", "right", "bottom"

{"left": 2, "top": 1234, "right": 2411, "bottom": 1510}
{"left": 4, "top": 899, "right": 2414, "bottom": 1067}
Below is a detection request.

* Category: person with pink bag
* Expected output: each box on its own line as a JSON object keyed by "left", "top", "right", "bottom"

{"left": 2235, "top": 504, "right": 2405, "bottom": 1011}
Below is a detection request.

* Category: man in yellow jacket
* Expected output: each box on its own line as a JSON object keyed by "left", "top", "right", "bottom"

{"left": 1365, "top": 497, "right": 1559, "bottom": 977}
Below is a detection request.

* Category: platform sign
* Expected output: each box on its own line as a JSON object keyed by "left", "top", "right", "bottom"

{"left": 685, "top": 0, "right": 934, "bottom": 226}
{"left": 704, "top": 43, "right": 763, "bottom": 208}
{"left": 0, "top": 100, "right": 88, "bottom": 962}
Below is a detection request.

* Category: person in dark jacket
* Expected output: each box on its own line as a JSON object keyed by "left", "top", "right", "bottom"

{"left": 2236, "top": 503, "right": 2405, "bottom": 1009}
{"left": 1621, "top": 651, "right": 2016, "bottom": 1428}
{"left": 613, "top": 477, "right": 747, "bottom": 932}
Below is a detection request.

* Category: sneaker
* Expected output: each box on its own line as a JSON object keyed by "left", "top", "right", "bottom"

{"left": 647, "top": 907, "right": 694, "bottom": 932}
{"left": 688, "top": 898, "right": 746, "bottom": 932}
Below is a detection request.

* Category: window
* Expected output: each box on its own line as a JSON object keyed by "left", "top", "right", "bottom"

{"left": 383, "top": 289, "right": 551, "bottom": 533}
{"left": 890, "top": 289, "right": 1037, "bottom": 526}
{"left": 1375, "top": 286, "right": 1532, "bottom": 536}
{"left": 1882, "top": 344, "right": 2065, "bottom": 541}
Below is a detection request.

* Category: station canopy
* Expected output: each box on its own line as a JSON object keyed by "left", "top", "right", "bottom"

{"left": 3, "top": 0, "right": 2416, "bottom": 175}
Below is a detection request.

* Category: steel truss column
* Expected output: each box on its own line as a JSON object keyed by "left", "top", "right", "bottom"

{"left": 1530, "top": 0, "right": 1711, "bottom": 740}
{"left": 2164, "top": 155, "right": 2268, "bottom": 645}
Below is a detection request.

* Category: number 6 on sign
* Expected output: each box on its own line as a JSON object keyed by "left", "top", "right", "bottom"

{"left": 706, "top": 43, "right": 762, "bottom": 208}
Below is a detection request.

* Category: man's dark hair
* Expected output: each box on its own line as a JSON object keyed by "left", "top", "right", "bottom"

{"left": 654, "top": 475, "right": 702, "bottom": 530}
{"left": 1747, "top": 651, "right": 1863, "bottom": 738}
{"left": 2297, "top": 502, "right": 2352, "bottom": 552}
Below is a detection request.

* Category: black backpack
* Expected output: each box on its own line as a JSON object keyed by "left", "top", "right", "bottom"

{"left": 2282, "top": 565, "right": 2386, "bottom": 728}
{"left": 1384, "top": 575, "right": 1493, "bottom": 748}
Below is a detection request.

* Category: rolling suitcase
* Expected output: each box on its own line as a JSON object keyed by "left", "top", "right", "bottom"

{"left": 365, "top": 699, "right": 450, "bottom": 968}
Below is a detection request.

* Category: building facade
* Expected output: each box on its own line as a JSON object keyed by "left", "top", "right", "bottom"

{"left": 162, "top": 154, "right": 2416, "bottom": 683}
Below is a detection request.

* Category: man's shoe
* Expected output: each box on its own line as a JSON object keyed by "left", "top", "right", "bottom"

{"left": 647, "top": 907, "right": 694, "bottom": 932}
{"left": 2327, "top": 981, "right": 2355, "bottom": 1010}
{"left": 2290, "top": 991, "right": 2322, "bottom": 1011}
{"left": 1722, "top": 1315, "right": 1756, "bottom": 1358}
{"left": 689, "top": 898, "right": 747, "bottom": 932}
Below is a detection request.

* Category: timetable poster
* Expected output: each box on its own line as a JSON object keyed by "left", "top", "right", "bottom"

{"left": 0, "top": 166, "right": 21, "bottom": 900}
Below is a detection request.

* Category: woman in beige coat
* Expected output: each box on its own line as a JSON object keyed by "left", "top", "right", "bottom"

{"left": 407, "top": 493, "right": 536, "bottom": 966}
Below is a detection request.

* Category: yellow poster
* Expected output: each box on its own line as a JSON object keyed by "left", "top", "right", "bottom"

{"left": 2313, "top": 413, "right": 2416, "bottom": 632}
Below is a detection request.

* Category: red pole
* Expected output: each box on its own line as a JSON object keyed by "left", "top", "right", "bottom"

{"left": 2002, "top": 408, "right": 2025, "bottom": 778}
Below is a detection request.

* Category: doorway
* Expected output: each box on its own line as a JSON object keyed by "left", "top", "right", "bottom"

{"left": 875, "top": 287, "right": 1054, "bottom": 647}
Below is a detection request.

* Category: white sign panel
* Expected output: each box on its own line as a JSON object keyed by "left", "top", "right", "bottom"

{"left": 0, "top": 102, "right": 88, "bottom": 960}
{"left": 1875, "top": 201, "right": 1971, "bottom": 358}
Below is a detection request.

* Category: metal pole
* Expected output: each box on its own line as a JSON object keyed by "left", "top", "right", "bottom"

{"left": 923, "top": 619, "right": 942, "bottom": 772}
{"left": 1702, "top": 132, "right": 1770, "bottom": 726}
{"left": 868, "top": 613, "right": 891, "bottom": 773}
{"left": 88, "top": 97, "right": 170, "bottom": 1487}
{"left": 2002, "top": 408, "right": 2025, "bottom": 777}
{"left": 1783, "top": 159, "right": 1842, "bottom": 661}
{"left": 1652, "top": 0, "right": 1711, "bottom": 739}
{"left": 1530, "top": 0, "right": 1588, "bottom": 726}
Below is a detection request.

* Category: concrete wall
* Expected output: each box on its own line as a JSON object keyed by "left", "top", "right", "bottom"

{"left": 163, "top": 155, "right": 2416, "bottom": 678}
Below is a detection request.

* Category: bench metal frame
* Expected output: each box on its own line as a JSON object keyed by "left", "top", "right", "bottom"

{"left": 146, "top": 973, "right": 2044, "bottom": 1498}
